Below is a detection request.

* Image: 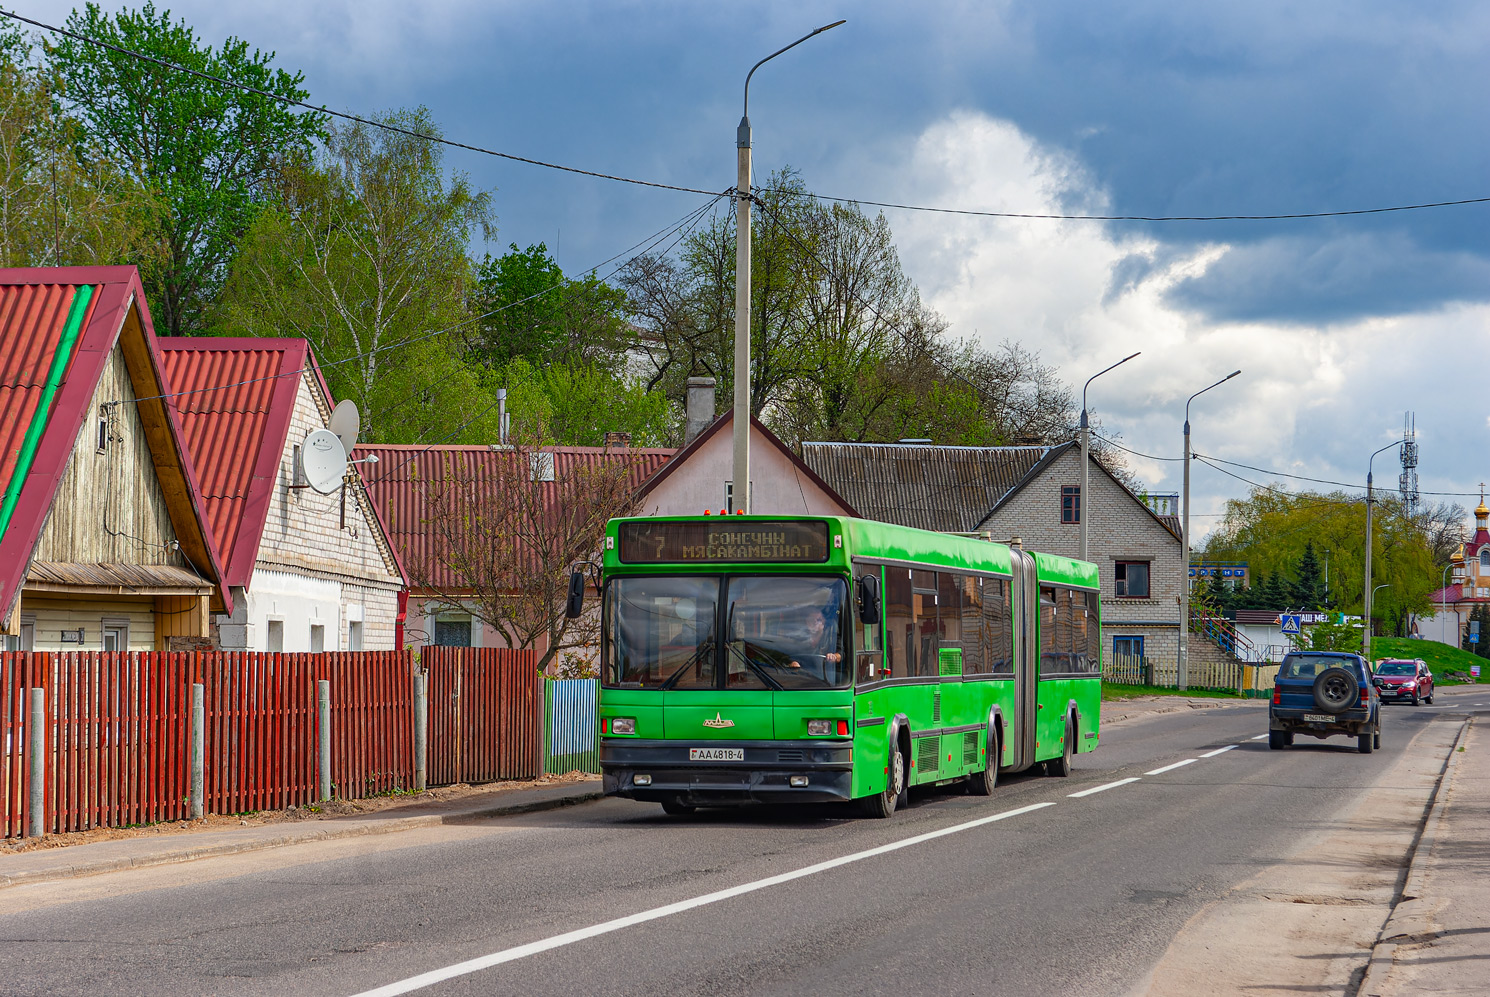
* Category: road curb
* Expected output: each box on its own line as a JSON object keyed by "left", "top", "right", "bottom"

{"left": 0, "top": 790, "right": 604, "bottom": 890}
{"left": 1355, "top": 715, "right": 1473, "bottom": 997}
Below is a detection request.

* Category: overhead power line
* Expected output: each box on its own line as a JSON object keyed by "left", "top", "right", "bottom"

{"left": 7, "top": 7, "right": 1490, "bottom": 224}
{"left": 0, "top": 7, "right": 720, "bottom": 197}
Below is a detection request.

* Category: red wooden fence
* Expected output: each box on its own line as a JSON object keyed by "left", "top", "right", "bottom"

{"left": 424, "top": 646, "right": 541, "bottom": 784}
{"left": 2, "top": 647, "right": 534, "bottom": 839}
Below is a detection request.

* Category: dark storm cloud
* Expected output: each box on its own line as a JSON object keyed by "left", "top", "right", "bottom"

{"left": 1163, "top": 232, "right": 1490, "bottom": 324}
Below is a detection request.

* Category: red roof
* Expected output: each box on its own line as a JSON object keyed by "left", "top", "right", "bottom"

{"left": 358, "top": 444, "right": 674, "bottom": 592}
{"left": 157, "top": 339, "right": 306, "bottom": 588}
{"left": 0, "top": 266, "right": 229, "bottom": 618}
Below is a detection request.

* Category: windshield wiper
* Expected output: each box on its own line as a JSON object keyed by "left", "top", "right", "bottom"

{"left": 660, "top": 639, "right": 714, "bottom": 690}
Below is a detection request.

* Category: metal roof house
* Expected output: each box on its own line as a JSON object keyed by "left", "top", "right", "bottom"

{"left": 157, "top": 338, "right": 407, "bottom": 652}
{"left": 0, "top": 267, "right": 228, "bottom": 652}
{"left": 358, "top": 443, "right": 675, "bottom": 650}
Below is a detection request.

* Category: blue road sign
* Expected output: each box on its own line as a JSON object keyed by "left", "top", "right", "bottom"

{"left": 1280, "top": 614, "right": 1302, "bottom": 634}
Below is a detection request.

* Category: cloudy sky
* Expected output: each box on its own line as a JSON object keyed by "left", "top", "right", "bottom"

{"left": 18, "top": 0, "right": 1490, "bottom": 531}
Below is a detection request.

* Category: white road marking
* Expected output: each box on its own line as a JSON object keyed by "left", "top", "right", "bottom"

{"left": 348, "top": 800, "right": 1059, "bottom": 996}
{"left": 1145, "top": 758, "right": 1199, "bottom": 776}
{"left": 1067, "top": 777, "right": 1141, "bottom": 798}
{"left": 1250, "top": 734, "right": 1270, "bottom": 740}
{"left": 1200, "top": 745, "right": 1237, "bottom": 758}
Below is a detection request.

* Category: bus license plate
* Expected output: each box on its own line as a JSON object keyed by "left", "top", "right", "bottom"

{"left": 1303, "top": 714, "right": 1334, "bottom": 723}
{"left": 690, "top": 747, "right": 744, "bottom": 761}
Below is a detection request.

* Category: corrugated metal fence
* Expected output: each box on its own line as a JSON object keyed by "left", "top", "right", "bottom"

{"left": 2, "top": 647, "right": 539, "bottom": 839}
{"left": 544, "top": 679, "right": 599, "bottom": 774}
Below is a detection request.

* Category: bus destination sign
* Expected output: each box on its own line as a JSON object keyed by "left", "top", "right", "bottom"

{"left": 618, "top": 520, "right": 830, "bottom": 564}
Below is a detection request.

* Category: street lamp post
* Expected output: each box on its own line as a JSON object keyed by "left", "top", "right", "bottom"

{"left": 1079, "top": 352, "right": 1140, "bottom": 563}
{"left": 731, "top": 19, "right": 844, "bottom": 513}
{"left": 1178, "top": 369, "right": 1242, "bottom": 692}
{"left": 1441, "top": 563, "right": 1453, "bottom": 645}
{"left": 1363, "top": 440, "right": 1398, "bottom": 662}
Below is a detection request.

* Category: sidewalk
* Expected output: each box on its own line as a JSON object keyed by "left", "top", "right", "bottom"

{"left": 0, "top": 778, "right": 603, "bottom": 890}
{"left": 1101, "top": 694, "right": 1259, "bottom": 726}
{"left": 1359, "top": 716, "right": 1488, "bottom": 996}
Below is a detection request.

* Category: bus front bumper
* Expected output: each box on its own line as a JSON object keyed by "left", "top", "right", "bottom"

{"left": 601, "top": 738, "right": 855, "bottom": 806}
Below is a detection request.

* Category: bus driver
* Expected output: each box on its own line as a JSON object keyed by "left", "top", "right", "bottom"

{"left": 788, "top": 605, "right": 843, "bottom": 671}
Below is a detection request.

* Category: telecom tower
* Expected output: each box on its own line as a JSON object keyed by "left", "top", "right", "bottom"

{"left": 1399, "top": 411, "right": 1419, "bottom": 515}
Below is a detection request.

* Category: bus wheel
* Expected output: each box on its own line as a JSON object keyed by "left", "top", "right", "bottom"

{"left": 1046, "top": 719, "right": 1074, "bottom": 777}
{"left": 968, "top": 732, "right": 999, "bottom": 797}
{"left": 860, "top": 740, "right": 904, "bottom": 818}
{"left": 660, "top": 796, "right": 696, "bottom": 816}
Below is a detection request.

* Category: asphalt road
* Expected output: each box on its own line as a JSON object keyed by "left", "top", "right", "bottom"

{"left": 3, "top": 688, "right": 1485, "bottom": 997}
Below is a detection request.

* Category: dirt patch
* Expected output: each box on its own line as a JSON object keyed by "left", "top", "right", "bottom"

{"left": 0, "top": 771, "right": 600, "bottom": 855}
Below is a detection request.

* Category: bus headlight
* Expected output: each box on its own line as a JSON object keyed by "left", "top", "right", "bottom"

{"left": 807, "top": 719, "right": 832, "bottom": 736}
{"left": 611, "top": 717, "right": 636, "bottom": 735}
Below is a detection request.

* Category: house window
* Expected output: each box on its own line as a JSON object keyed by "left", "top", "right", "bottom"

{"left": 1113, "top": 635, "right": 1144, "bottom": 658}
{"left": 266, "top": 619, "right": 284, "bottom": 652}
{"left": 101, "top": 620, "right": 129, "bottom": 651}
{"left": 435, "top": 617, "right": 473, "bottom": 647}
{"left": 347, "top": 621, "right": 364, "bottom": 651}
{"left": 1115, "top": 561, "right": 1150, "bottom": 598}
{"left": 1480, "top": 550, "right": 1489, "bottom": 570}
{"left": 310, "top": 624, "right": 325, "bottom": 653}
{"left": 1061, "top": 485, "right": 1080, "bottom": 524}
{"left": 529, "top": 451, "right": 555, "bottom": 482}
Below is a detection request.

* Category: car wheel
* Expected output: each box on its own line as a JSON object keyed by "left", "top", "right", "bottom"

{"left": 1314, "top": 667, "right": 1360, "bottom": 713}
{"left": 1411, "top": 693, "right": 1419, "bottom": 706}
{"left": 1374, "top": 728, "right": 1382, "bottom": 749}
{"left": 1358, "top": 731, "right": 1373, "bottom": 754}
{"left": 1046, "top": 719, "right": 1074, "bottom": 777}
{"left": 967, "top": 731, "right": 999, "bottom": 797}
{"left": 1269, "top": 730, "right": 1287, "bottom": 750}
{"left": 1283, "top": 731, "right": 1294, "bottom": 746}
{"left": 860, "top": 739, "right": 904, "bottom": 818}
{"left": 1426, "top": 693, "right": 1434, "bottom": 705}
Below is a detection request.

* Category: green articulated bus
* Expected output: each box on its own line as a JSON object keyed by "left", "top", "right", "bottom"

{"left": 584, "top": 514, "right": 1101, "bottom": 818}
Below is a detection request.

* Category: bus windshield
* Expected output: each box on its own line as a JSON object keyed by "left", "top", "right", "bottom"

{"left": 604, "top": 575, "right": 850, "bottom": 691}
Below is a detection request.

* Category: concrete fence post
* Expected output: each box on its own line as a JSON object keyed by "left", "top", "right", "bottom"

{"left": 413, "top": 671, "right": 427, "bottom": 792}
{"left": 28, "top": 687, "right": 45, "bottom": 838}
{"left": 318, "top": 679, "right": 331, "bottom": 802}
{"left": 190, "top": 683, "right": 205, "bottom": 820}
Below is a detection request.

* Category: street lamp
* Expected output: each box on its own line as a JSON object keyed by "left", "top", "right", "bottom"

{"left": 731, "top": 19, "right": 845, "bottom": 513}
{"left": 1079, "top": 352, "right": 1140, "bottom": 562}
{"left": 1363, "top": 440, "right": 1398, "bottom": 661}
{"left": 1178, "top": 369, "right": 1242, "bottom": 692}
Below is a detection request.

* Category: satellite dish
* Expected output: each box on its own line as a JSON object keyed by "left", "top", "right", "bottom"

{"left": 300, "top": 429, "right": 347, "bottom": 494}
{"left": 329, "top": 399, "right": 360, "bottom": 455}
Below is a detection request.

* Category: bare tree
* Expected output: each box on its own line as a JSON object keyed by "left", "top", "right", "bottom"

{"left": 412, "top": 425, "right": 642, "bottom": 672}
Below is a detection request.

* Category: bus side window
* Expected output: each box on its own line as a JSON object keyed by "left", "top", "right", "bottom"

{"left": 855, "top": 565, "right": 884, "bottom": 682}
{"left": 1084, "top": 590, "right": 1101, "bottom": 673}
{"left": 1039, "top": 587, "right": 1058, "bottom": 672}
{"left": 984, "top": 577, "right": 1012, "bottom": 674}
{"left": 961, "top": 576, "right": 984, "bottom": 674}
{"left": 884, "top": 567, "right": 913, "bottom": 679}
{"left": 937, "top": 572, "right": 963, "bottom": 645}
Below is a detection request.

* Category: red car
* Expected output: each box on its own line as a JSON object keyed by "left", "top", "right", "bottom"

{"left": 1373, "top": 658, "right": 1434, "bottom": 705}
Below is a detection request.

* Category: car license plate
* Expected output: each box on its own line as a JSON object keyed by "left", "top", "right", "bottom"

{"left": 690, "top": 747, "right": 744, "bottom": 761}
{"left": 1303, "top": 713, "right": 1334, "bottom": 723}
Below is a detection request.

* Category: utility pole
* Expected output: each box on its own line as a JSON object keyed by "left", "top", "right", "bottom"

{"left": 1079, "top": 353, "right": 1140, "bottom": 562}
{"left": 1179, "top": 370, "right": 1241, "bottom": 692}
{"left": 732, "top": 20, "right": 844, "bottom": 513}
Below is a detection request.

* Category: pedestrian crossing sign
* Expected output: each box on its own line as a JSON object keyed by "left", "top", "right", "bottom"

{"left": 1280, "top": 614, "right": 1302, "bottom": 634}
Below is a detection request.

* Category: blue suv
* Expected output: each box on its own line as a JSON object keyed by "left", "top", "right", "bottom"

{"left": 1269, "top": 651, "right": 1381, "bottom": 753}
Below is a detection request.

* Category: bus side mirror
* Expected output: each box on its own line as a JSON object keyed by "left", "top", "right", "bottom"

{"left": 565, "top": 571, "right": 586, "bottom": 618}
{"left": 858, "top": 574, "right": 881, "bottom": 625}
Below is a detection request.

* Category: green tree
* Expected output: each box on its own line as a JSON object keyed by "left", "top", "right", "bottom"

{"left": 218, "top": 108, "right": 496, "bottom": 442}
{"left": 48, "top": 2, "right": 325, "bottom": 335}
{"left": 1293, "top": 619, "right": 1363, "bottom": 654}
{"left": 468, "top": 243, "right": 631, "bottom": 373}
{"left": 1293, "top": 541, "right": 1325, "bottom": 610}
{"left": 0, "top": 27, "right": 160, "bottom": 267}
{"left": 499, "top": 358, "right": 677, "bottom": 448}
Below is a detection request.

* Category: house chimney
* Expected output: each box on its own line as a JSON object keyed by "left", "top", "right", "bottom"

{"left": 603, "top": 431, "right": 631, "bottom": 448}
{"left": 684, "top": 376, "right": 716, "bottom": 445}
